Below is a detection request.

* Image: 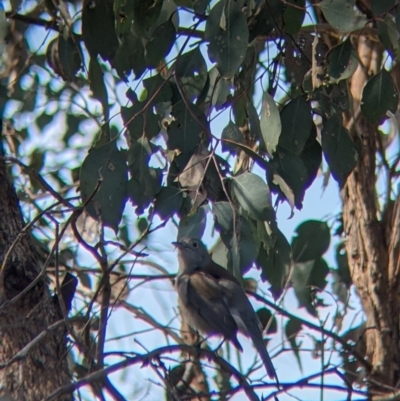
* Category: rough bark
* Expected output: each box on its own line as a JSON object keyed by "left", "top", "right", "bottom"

{"left": 342, "top": 35, "right": 400, "bottom": 395}
{"left": 0, "top": 125, "right": 72, "bottom": 400}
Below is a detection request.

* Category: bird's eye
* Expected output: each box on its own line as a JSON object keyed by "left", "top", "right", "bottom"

{"left": 192, "top": 241, "right": 198, "bottom": 248}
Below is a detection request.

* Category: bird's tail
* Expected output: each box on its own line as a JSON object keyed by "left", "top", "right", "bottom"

{"left": 248, "top": 326, "right": 278, "bottom": 381}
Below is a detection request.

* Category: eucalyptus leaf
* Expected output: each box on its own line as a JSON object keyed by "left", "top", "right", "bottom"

{"left": 80, "top": 141, "right": 128, "bottom": 232}
{"left": 205, "top": 0, "right": 249, "bottom": 78}
{"left": 232, "top": 172, "right": 274, "bottom": 222}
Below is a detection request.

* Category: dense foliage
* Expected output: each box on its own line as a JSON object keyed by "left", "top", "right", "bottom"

{"left": 1, "top": 0, "right": 399, "bottom": 399}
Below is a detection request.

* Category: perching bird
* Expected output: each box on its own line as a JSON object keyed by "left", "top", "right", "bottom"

{"left": 173, "top": 237, "right": 277, "bottom": 379}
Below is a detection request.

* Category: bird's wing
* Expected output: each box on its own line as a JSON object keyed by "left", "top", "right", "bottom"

{"left": 219, "top": 278, "right": 277, "bottom": 379}
{"left": 178, "top": 272, "right": 242, "bottom": 350}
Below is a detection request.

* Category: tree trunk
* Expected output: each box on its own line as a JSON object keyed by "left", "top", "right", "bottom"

{"left": 0, "top": 123, "right": 72, "bottom": 400}
{"left": 342, "top": 35, "right": 400, "bottom": 395}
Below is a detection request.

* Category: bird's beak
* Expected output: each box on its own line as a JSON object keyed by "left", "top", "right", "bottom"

{"left": 172, "top": 241, "right": 183, "bottom": 249}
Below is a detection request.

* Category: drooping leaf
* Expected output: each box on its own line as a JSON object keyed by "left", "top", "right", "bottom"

{"left": 153, "top": 186, "right": 183, "bottom": 220}
{"left": 361, "top": 69, "right": 399, "bottom": 123}
{"left": 142, "top": 74, "right": 173, "bottom": 105}
{"left": 211, "top": 236, "right": 229, "bottom": 268}
{"left": 127, "top": 138, "right": 161, "bottom": 214}
{"left": 113, "top": 31, "right": 146, "bottom": 80}
{"left": 221, "top": 120, "right": 245, "bottom": 153}
{"left": 267, "top": 147, "right": 309, "bottom": 209}
{"left": 82, "top": 0, "right": 118, "bottom": 61}
{"left": 321, "top": 114, "right": 360, "bottom": 187}
{"left": 260, "top": 91, "right": 281, "bottom": 157}
{"left": 291, "top": 260, "right": 316, "bottom": 315}
{"left": 258, "top": 229, "right": 292, "bottom": 299}
{"left": 121, "top": 91, "right": 161, "bottom": 140}
{"left": 193, "top": 0, "right": 210, "bottom": 13}
{"left": 167, "top": 102, "right": 209, "bottom": 168}
{"left": 212, "top": 202, "right": 260, "bottom": 274}
{"left": 231, "top": 172, "right": 274, "bottom": 222}
{"left": 202, "top": 66, "right": 232, "bottom": 114}
{"left": 371, "top": 0, "right": 396, "bottom": 17}
{"left": 205, "top": 0, "right": 249, "bottom": 78}
{"left": 80, "top": 141, "right": 128, "bottom": 232}
{"left": 291, "top": 258, "right": 329, "bottom": 316}
{"left": 132, "top": 0, "right": 163, "bottom": 37}
{"left": 172, "top": 47, "right": 208, "bottom": 103}
{"left": 145, "top": 20, "right": 176, "bottom": 68}
{"left": 256, "top": 308, "right": 277, "bottom": 335}
{"left": 114, "top": 0, "right": 135, "bottom": 35}
{"left": 283, "top": 0, "right": 305, "bottom": 35}
{"left": 327, "top": 38, "right": 356, "bottom": 81}
{"left": 319, "top": 0, "right": 367, "bottom": 33}
{"left": 279, "top": 96, "right": 312, "bottom": 155}
{"left": 291, "top": 220, "right": 331, "bottom": 262}
{"left": 49, "top": 31, "right": 82, "bottom": 81}
{"left": 178, "top": 205, "right": 207, "bottom": 239}
{"left": 285, "top": 318, "right": 303, "bottom": 371}
{"left": 88, "top": 57, "right": 109, "bottom": 121}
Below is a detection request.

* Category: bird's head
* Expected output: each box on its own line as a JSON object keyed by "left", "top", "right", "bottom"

{"left": 172, "top": 237, "right": 210, "bottom": 273}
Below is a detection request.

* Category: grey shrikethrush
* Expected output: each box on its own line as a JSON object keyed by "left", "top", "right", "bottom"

{"left": 173, "top": 237, "right": 277, "bottom": 379}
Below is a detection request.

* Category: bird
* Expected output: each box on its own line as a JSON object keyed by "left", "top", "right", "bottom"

{"left": 173, "top": 237, "right": 277, "bottom": 380}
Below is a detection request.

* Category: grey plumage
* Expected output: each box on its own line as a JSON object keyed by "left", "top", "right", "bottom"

{"left": 173, "top": 237, "right": 277, "bottom": 379}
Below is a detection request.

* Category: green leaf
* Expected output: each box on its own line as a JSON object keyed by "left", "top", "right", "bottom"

{"left": 300, "top": 128, "right": 322, "bottom": 190}
{"left": 145, "top": 20, "right": 176, "bottom": 68}
{"left": 231, "top": 172, "right": 274, "bottom": 222}
{"left": 178, "top": 205, "right": 207, "bottom": 239}
{"left": 133, "top": 0, "right": 163, "bottom": 37}
{"left": 377, "top": 17, "right": 400, "bottom": 61}
{"left": 142, "top": 74, "right": 173, "bottom": 105}
{"left": 82, "top": 0, "right": 118, "bottom": 61}
{"left": 221, "top": 120, "right": 245, "bottom": 153}
{"left": 260, "top": 91, "right": 281, "bottom": 157}
{"left": 203, "top": 66, "right": 232, "bottom": 114}
{"left": 291, "top": 260, "right": 315, "bottom": 314}
{"left": 114, "top": 0, "right": 135, "bottom": 36}
{"left": 234, "top": 216, "right": 260, "bottom": 274}
{"left": 285, "top": 318, "right": 303, "bottom": 371}
{"left": 292, "top": 258, "right": 329, "bottom": 316}
{"left": 205, "top": 0, "right": 249, "bottom": 78}
{"left": 309, "top": 257, "right": 329, "bottom": 289}
{"left": 258, "top": 229, "right": 292, "bottom": 299}
{"left": 113, "top": 31, "right": 146, "bottom": 80}
{"left": 167, "top": 102, "right": 209, "bottom": 168}
{"left": 292, "top": 220, "right": 331, "bottom": 262}
{"left": 256, "top": 308, "right": 277, "bottom": 334}
{"left": 327, "top": 38, "right": 354, "bottom": 80}
{"left": 371, "top": 0, "right": 396, "bottom": 17}
{"left": 194, "top": 0, "right": 210, "bottom": 13}
{"left": 172, "top": 47, "right": 208, "bottom": 103}
{"left": 319, "top": 0, "right": 367, "bottom": 33}
{"left": 283, "top": 0, "right": 305, "bottom": 35}
{"left": 127, "top": 138, "right": 161, "bottom": 214}
{"left": 121, "top": 91, "right": 161, "bottom": 140}
{"left": 213, "top": 201, "right": 234, "bottom": 244}
{"left": 80, "top": 141, "right": 128, "bottom": 232}
{"left": 57, "top": 32, "right": 82, "bottom": 81}
{"left": 212, "top": 202, "right": 260, "bottom": 274}
{"left": 321, "top": 114, "right": 360, "bottom": 187}
{"left": 361, "top": 69, "right": 399, "bottom": 123}
{"left": 211, "top": 237, "right": 229, "bottom": 269}
{"left": 267, "top": 147, "right": 309, "bottom": 209}
{"left": 89, "top": 57, "right": 109, "bottom": 121}
{"left": 154, "top": 186, "right": 183, "bottom": 220}
{"left": 279, "top": 96, "right": 312, "bottom": 155}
